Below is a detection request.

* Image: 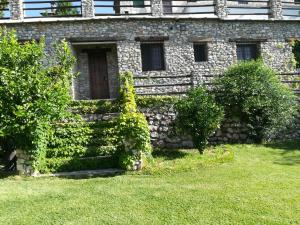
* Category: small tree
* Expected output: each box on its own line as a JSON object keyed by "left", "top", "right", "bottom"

{"left": 42, "top": 1, "right": 79, "bottom": 17}
{"left": 215, "top": 60, "right": 298, "bottom": 143}
{"left": 0, "top": 30, "right": 76, "bottom": 171}
{"left": 175, "top": 86, "right": 224, "bottom": 153}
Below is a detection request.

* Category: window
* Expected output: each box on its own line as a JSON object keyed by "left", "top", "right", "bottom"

{"left": 133, "top": 0, "right": 144, "bottom": 7}
{"left": 295, "top": 0, "right": 300, "bottom": 4}
{"left": 141, "top": 43, "right": 165, "bottom": 71}
{"left": 236, "top": 43, "right": 259, "bottom": 61}
{"left": 194, "top": 43, "right": 208, "bottom": 62}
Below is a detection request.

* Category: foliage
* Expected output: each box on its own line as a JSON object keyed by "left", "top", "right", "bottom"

{"left": 215, "top": 60, "right": 298, "bottom": 143}
{"left": 42, "top": 1, "right": 79, "bottom": 17}
{"left": 175, "top": 86, "right": 224, "bottom": 153}
{"left": 70, "top": 99, "right": 120, "bottom": 114}
{"left": 46, "top": 121, "right": 118, "bottom": 158}
{"left": 292, "top": 40, "right": 300, "bottom": 69}
{"left": 119, "top": 71, "right": 137, "bottom": 113}
{"left": 0, "top": 30, "right": 76, "bottom": 171}
{"left": 116, "top": 72, "right": 152, "bottom": 170}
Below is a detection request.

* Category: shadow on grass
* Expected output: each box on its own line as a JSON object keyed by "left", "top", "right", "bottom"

{"left": 265, "top": 140, "right": 300, "bottom": 151}
{"left": 152, "top": 149, "right": 189, "bottom": 161}
{"left": 53, "top": 170, "right": 125, "bottom": 180}
{"left": 0, "top": 171, "right": 18, "bottom": 179}
{"left": 265, "top": 140, "right": 300, "bottom": 166}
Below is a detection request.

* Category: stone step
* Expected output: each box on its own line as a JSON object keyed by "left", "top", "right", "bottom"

{"left": 135, "top": 84, "right": 191, "bottom": 95}
{"left": 70, "top": 99, "right": 120, "bottom": 114}
{"left": 134, "top": 76, "right": 192, "bottom": 87}
{"left": 36, "top": 168, "right": 124, "bottom": 178}
{"left": 81, "top": 113, "right": 120, "bottom": 122}
{"left": 46, "top": 145, "right": 117, "bottom": 158}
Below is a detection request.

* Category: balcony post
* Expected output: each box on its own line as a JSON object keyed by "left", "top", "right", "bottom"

{"left": 270, "top": 0, "right": 283, "bottom": 20}
{"left": 82, "top": 0, "right": 95, "bottom": 18}
{"left": 151, "top": 0, "right": 163, "bottom": 16}
{"left": 215, "top": 0, "right": 227, "bottom": 19}
{"left": 10, "top": 0, "right": 24, "bottom": 20}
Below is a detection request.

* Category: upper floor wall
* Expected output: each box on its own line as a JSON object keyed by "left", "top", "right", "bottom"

{"left": 1, "top": 0, "right": 300, "bottom": 22}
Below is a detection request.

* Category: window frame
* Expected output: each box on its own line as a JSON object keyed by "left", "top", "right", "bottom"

{"left": 141, "top": 42, "right": 166, "bottom": 72}
{"left": 193, "top": 42, "right": 208, "bottom": 62}
{"left": 236, "top": 43, "right": 259, "bottom": 61}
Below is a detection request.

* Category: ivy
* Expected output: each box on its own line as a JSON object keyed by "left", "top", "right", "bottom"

{"left": 116, "top": 72, "right": 152, "bottom": 170}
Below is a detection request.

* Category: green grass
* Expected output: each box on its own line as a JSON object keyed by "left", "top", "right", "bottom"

{"left": 1, "top": 141, "right": 300, "bottom": 225}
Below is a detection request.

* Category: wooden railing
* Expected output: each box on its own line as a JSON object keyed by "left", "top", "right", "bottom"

{"left": 282, "top": 1, "right": 300, "bottom": 17}
{"left": 162, "top": 0, "right": 215, "bottom": 15}
{"left": 94, "top": 0, "right": 152, "bottom": 16}
{"left": 23, "top": 0, "right": 82, "bottom": 18}
{"left": 227, "top": 0, "right": 270, "bottom": 17}
{"left": 1, "top": 0, "right": 300, "bottom": 20}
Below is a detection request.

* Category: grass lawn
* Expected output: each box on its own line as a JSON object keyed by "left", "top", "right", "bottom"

{"left": 0, "top": 141, "right": 300, "bottom": 225}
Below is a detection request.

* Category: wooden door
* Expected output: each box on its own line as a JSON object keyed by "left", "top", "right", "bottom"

{"left": 88, "top": 51, "right": 110, "bottom": 99}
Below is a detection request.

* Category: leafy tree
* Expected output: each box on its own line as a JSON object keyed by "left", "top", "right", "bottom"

{"left": 0, "top": 30, "right": 76, "bottom": 171}
{"left": 42, "top": 1, "right": 79, "bottom": 17}
{"left": 215, "top": 60, "right": 298, "bottom": 143}
{"left": 55, "top": 1, "right": 79, "bottom": 16}
{"left": 0, "top": 0, "right": 8, "bottom": 18}
{"left": 175, "top": 86, "right": 224, "bottom": 153}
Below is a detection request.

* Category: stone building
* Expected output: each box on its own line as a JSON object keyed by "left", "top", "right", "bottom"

{"left": 1, "top": 0, "right": 300, "bottom": 99}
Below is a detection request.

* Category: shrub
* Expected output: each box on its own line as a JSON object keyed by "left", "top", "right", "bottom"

{"left": 215, "top": 60, "right": 298, "bottom": 142}
{"left": 292, "top": 40, "right": 300, "bottom": 69}
{"left": 175, "top": 86, "right": 224, "bottom": 153}
{"left": 0, "top": 30, "right": 76, "bottom": 171}
{"left": 116, "top": 72, "right": 152, "bottom": 170}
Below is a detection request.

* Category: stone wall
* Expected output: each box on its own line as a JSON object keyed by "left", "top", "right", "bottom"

{"left": 15, "top": 149, "right": 35, "bottom": 175}
{"left": 140, "top": 103, "right": 300, "bottom": 148}
{"left": 4, "top": 18, "right": 299, "bottom": 98}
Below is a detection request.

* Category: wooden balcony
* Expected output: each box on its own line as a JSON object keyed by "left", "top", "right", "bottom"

{"left": 0, "top": 0, "right": 300, "bottom": 22}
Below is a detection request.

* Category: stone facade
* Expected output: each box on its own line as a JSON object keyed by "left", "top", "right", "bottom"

{"left": 2, "top": 18, "right": 299, "bottom": 98}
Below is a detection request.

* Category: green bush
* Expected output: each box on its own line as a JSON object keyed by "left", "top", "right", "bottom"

{"left": 292, "top": 40, "right": 300, "bottom": 68}
{"left": 0, "top": 30, "right": 76, "bottom": 171}
{"left": 116, "top": 72, "right": 152, "bottom": 170}
{"left": 175, "top": 86, "right": 224, "bottom": 153}
{"left": 215, "top": 60, "right": 298, "bottom": 142}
